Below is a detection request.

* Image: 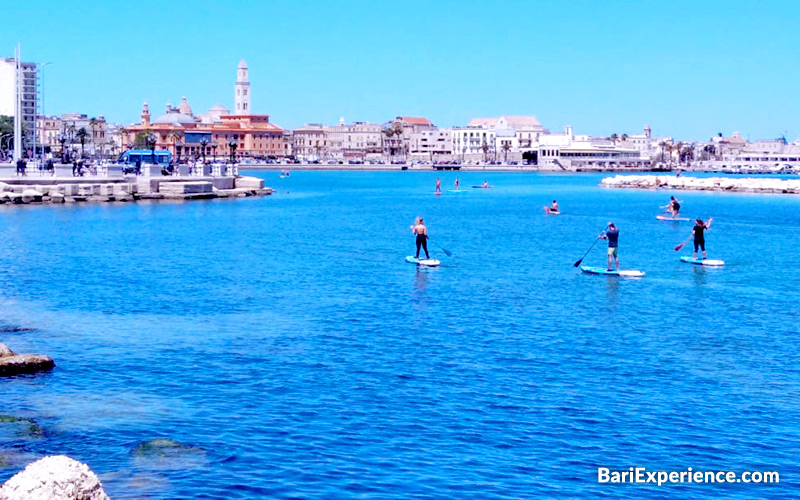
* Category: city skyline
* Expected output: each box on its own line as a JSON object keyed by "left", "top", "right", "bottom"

{"left": 1, "top": 0, "right": 799, "bottom": 141}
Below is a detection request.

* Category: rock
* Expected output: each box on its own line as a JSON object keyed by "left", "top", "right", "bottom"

{"left": 50, "top": 193, "right": 65, "bottom": 204}
{"left": 0, "top": 351, "right": 55, "bottom": 377}
{"left": 0, "top": 455, "right": 110, "bottom": 500}
{"left": 0, "top": 343, "right": 14, "bottom": 357}
{"left": 21, "top": 190, "right": 44, "bottom": 204}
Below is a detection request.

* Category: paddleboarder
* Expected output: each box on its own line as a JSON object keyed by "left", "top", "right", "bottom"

{"left": 455, "top": 177, "right": 460, "bottom": 190}
{"left": 482, "top": 181, "right": 489, "bottom": 188}
{"left": 410, "top": 217, "right": 430, "bottom": 260}
{"left": 599, "top": 222, "right": 619, "bottom": 271}
{"left": 435, "top": 178, "right": 441, "bottom": 194}
{"left": 663, "top": 196, "right": 681, "bottom": 218}
{"left": 543, "top": 199, "right": 559, "bottom": 214}
{"left": 690, "top": 218, "right": 713, "bottom": 260}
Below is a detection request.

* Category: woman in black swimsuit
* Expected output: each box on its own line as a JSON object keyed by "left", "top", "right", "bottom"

{"left": 692, "top": 218, "right": 713, "bottom": 260}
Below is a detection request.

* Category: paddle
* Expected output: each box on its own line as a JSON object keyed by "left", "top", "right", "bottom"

{"left": 573, "top": 234, "right": 603, "bottom": 267}
{"left": 674, "top": 234, "right": 692, "bottom": 252}
{"left": 429, "top": 238, "right": 452, "bottom": 257}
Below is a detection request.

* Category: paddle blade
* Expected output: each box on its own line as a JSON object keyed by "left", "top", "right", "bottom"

{"left": 441, "top": 248, "right": 452, "bottom": 257}
{"left": 674, "top": 243, "right": 685, "bottom": 251}
{"left": 573, "top": 258, "right": 583, "bottom": 267}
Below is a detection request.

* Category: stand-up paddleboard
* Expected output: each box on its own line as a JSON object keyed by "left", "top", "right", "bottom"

{"left": 471, "top": 185, "right": 493, "bottom": 189}
{"left": 580, "top": 266, "right": 645, "bottom": 277}
{"left": 434, "top": 191, "right": 442, "bottom": 195}
{"left": 680, "top": 256, "right": 725, "bottom": 266}
{"left": 657, "top": 215, "right": 689, "bottom": 221}
{"left": 448, "top": 189, "right": 467, "bottom": 193}
{"left": 406, "top": 256, "right": 441, "bottom": 267}
{"left": 544, "top": 209, "right": 560, "bottom": 215}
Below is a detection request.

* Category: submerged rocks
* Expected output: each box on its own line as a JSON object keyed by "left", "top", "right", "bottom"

{"left": 0, "top": 455, "right": 109, "bottom": 500}
{"left": 0, "top": 343, "right": 54, "bottom": 377}
{"left": 131, "top": 438, "right": 206, "bottom": 470}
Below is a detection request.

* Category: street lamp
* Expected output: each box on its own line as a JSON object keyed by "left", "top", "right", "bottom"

{"left": 147, "top": 133, "right": 157, "bottom": 164}
{"left": 199, "top": 137, "right": 209, "bottom": 164}
{"left": 37, "top": 62, "right": 53, "bottom": 163}
{"left": 176, "top": 140, "right": 182, "bottom": 164}
{"left": 211, "top": 142, "right": 217, "bottom": 162}
{"left": 228, "top": 138, "right": 237, "bottom": 164}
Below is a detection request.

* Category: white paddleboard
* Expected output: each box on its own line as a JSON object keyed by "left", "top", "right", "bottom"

{"left": 580, "top": 266, "right": 645, "bottom": 277}
{"left": 680, "top": 256, "right": 725, "bottom": 266}
{"left": 406, "top": 256, "right": 441, "bottom": 267}
{"left": 448, "top": 189, "right": 467, "bottom": 193}
{"left": 656, "top": 215, "right": 689, "bottom": 221}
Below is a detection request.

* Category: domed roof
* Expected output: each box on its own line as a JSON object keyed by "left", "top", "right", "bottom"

{"left": 152, "top": 110, "right": 196, "bottom": 126}
{"left": 178, "top": 96, "right": 192, "bottom": 116}
{"left": 209, "top": 103, "right": 229, "bottom": 113}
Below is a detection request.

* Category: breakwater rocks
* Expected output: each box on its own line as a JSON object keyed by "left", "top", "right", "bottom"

{"left": 601, "top": 174, "right": 800, "bottom": 194}
{"left": 0, "top": 176, "right": 272, "bottom": 206}
{"left": 0, "top": 343, "right": 54, "bottom": 376}
{"left": 0, "top": 455, "right": 109, "bottom": 500}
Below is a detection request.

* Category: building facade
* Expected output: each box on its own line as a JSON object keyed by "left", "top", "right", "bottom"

{"left": 0, "top": 57, "right": 37, "bottom": 148}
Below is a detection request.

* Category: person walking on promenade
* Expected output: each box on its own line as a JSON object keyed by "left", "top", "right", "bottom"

{"left": 410, "top": 217, "right": 430, "bottom": 260}
{"left": 435, "top": 178, "right": 441, "bottom": 194}
{"left": 599, "top": 222, "right": 620, "bottom": 271}
{"left": 690, "top": 218, "right": 713, "bottom": 260}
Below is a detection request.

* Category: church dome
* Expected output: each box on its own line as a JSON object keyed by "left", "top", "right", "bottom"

{"left": 178, "top": 96, "right": 193, "bottom": 116}
{"left": 152, "top": 110, "right": 196, "bottom": 126}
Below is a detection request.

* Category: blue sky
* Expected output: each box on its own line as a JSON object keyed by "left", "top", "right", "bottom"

{"left": 2, "top": 0, "right": 799, "bottom": 141}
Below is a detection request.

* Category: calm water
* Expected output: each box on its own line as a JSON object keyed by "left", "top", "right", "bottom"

{"left": 1, "top": 171, "right": 799, "bottom": 499}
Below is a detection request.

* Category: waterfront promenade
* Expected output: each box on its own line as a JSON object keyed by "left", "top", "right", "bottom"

{"left": 601, "top": 174, "right": 800, "bottom": 194}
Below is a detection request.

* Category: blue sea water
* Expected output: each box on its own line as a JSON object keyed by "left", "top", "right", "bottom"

{"left": 1, "top": 171, "right": 799, "bottom": 499}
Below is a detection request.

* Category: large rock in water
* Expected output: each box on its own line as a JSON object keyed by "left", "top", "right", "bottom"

{"left": 0, "top": 343, "right": 54, "bottom": 376}
{"left": 0, "top": 455, "right": 109, "bottom": 499}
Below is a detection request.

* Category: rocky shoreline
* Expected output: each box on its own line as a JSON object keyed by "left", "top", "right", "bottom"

{"left": 601, "top": 174, "right": 800, "bottom": 194}
{"left": 0, "top": 176, "right": 272, "bottom": 207}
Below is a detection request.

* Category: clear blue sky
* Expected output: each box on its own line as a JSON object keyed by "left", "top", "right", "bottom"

{"left": 3, "top": 0, "right": 799, "bottom": 141}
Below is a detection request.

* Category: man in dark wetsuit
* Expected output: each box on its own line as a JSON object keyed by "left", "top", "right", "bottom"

{"left": 411, "top": 217, "right": 430, "bottom": 260}
{"left": 600, "top": 222, "right": 620, "bottom": 271}
{"left": 691, "top": 218, "right": 713, "bottom": 260}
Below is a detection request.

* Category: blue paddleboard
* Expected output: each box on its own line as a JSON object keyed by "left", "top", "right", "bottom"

{"left": 448, "top": 189, "right": 467, "bottom": 193}
{"left": 680, "top": 256, "right": 725, "bottom": 266}
{"left": 406, "top": 256, "right": 441, "bottom": 267}
{"left": 580, "top": 266, "right": 645, "bottom": 277}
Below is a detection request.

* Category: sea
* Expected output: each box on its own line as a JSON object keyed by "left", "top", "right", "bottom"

{"left": 1, "top": 171, "right": 799, "bottom": 499}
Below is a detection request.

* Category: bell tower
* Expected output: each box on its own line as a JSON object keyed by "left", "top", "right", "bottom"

{"left": 235, "top": 59, "right": 250, "bottom": 115}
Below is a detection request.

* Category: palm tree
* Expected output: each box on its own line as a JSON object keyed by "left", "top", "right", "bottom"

{"left": 671, "top": 141, "right": 683, "bottom": 168}
{"left": 89, "top": 118, "right": 99, "bottom": 158}
{"left": 621, "top": 133, "right": 629, "bottom": 143}
{"left": 658, "top": 140, "right": 667, "bottom": 164}
{"left": 609, "top": 133, "right": 619, "bottom": 144}
{"left": 481, "top": 142, "right": 489, "bottom": 163}
{"left": 75, "top": 127, "right": 89, "bottom": 158}
{"left": 168, "top": 130, "right": 184, "bottom": 157}
{"left": 501, "top": 142, "right": 511, "bottom": 163}
{"left": 382, "top": 127, "right": 394, "bottom": 157}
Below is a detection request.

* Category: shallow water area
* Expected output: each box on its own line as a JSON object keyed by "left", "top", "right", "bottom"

{"left": 1, "top": 171, "right": 799, "bottom": 499}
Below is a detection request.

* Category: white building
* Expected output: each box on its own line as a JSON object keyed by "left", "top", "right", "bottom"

{"left": 533, "top": 126, "right": 649, "bottom": 170}
{"left": 409, "top": 129, "right": 452, "bottom": 161}
{"left": 0, "top": 57, "right": 37, "bottom": 149}
{"left": 234, "top": 59, "right": 250, "bottom": 115}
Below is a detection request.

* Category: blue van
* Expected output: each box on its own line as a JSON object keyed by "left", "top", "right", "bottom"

{"left": 118, "top": 149, "right": 171, "bottom": 167}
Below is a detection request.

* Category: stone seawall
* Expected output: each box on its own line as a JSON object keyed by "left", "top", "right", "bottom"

{"left": 601, "top": 175, "right": 800, "bottom": 194}
{"left": 0, "top": 176, "right": 272, "bottom": 206}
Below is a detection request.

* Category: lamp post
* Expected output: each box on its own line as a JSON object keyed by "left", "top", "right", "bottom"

{"left": 37, "top": 62, "right": 53, "bottom": 163}
{"left": 199, "top": 137, "right": 209, "bottom": 164}
{"left": 228, "top": 138, "right": 237, "bottom": 164}
{"left": 211, "top": 142, "right": 217, "bottom": 162}
{"left": 176, "top": 140, "right": 182, "bottom": 165}
{"left": 147, "top": 133, "right": 156, "bottom": 164}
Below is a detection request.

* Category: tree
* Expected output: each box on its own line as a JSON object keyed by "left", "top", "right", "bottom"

{"left": 621, "top": 133, "right": 629, "bottom": 142}
{"left": 481, "top": 142, "right": 489, "bottom": 163}
{"left": 75, "top": 127, "right": 89, "bottom": 158}
{"left": 134, "top": 131, "right": 151, "bottom": 148}
{"left": 658, "top": 141, "right": 667, "bottom": 163}
{"left": 502, "top": 141, "right": 511, "bottom": 163}
{"left": 168, "top": 130, "right": 184, "bottom": 157}
{"left": 609, "top": 133, "right": 619, "bottom": 144}
{"left": 89, "top": 118, "right": 99, "bottom": 158}
{"left": 0, "top": 115, "right": 13, "bottom": 136}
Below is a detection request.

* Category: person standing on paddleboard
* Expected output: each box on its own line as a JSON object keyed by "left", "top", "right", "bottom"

{"left": 411, "top": 217, "right": 430, "bottom": 260}
{"left": 599, "top": 222, "right": 620, "bottom": 271}
{"left": 435, "top": 179, "right": 441, "bottom": 194}
{"left": 455, "top": 177, "right": 460, "bottom": 190}
{"left": 544, "top": 199, "right": 559, "bottom": 214}
{"left": 690, "top": 218, "right": 713, "bottom": 260}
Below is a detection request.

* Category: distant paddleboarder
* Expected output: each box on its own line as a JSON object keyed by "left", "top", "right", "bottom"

{"left": 543, "top": 199, "right": 559, "bottom": 214}
{"left": 454, "top": 177, "right": 460, "bottom": 190}
{"left": 410, "top": 217, "right": 430, "bottom": 260}
{"left": 663, "top": 196, "right": 682, "bottom": 218}
{"left": 435, "top": 178, "right": 441, "bottom": 194}
{"left": 599, "top": 222, "right": 620, "bottom": 271}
